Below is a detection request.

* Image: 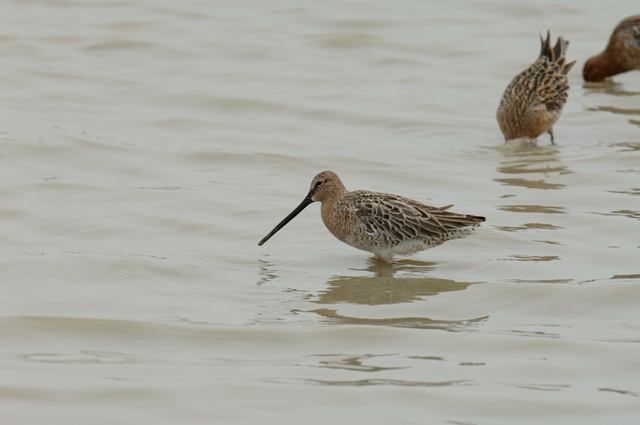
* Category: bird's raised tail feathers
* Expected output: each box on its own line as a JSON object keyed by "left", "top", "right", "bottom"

{"left": 539, "top": 30, "right": 576, "bottom": 75}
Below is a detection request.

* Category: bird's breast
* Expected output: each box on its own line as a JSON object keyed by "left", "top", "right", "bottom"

{"left": 320, "top": 200, "right": 355, "bottom": 243}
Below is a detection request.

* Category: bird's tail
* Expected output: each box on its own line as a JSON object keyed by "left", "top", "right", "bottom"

{"left": 466, "top": 214, "right": 486, "bottom": 224}
{"left": 436, "top": 205, "right": 485, "bottom": 226}
{"left": 539, "top": 30, "right": 576, "bottom": 75}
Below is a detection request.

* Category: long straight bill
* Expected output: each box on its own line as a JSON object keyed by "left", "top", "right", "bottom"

{"left": 258, "top": 195, "right": 313, "bottom": 246}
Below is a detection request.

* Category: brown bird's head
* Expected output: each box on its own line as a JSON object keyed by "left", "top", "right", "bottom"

{"left": 308, "top": 170, "right": 346, "bottom": 202}
{"left": 583, "top": 55, "right": 605, "bottom": 82}
{"left": 258, "top": 171, "right": 346, "bottom": 246}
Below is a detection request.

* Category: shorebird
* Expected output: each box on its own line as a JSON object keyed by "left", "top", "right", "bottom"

{"left": 258, "top": 171, "right": 485, "bottom": 262}
{"left": 497, "top": 31, "right": 575, "bottom": 144}
{"left": 583, "top": 15, "right": 640, "bottom": 82}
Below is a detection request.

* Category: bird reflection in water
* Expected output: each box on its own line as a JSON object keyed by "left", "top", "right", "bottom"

{"left": 583, "top": 80, "right": 640, "bottom": 128}
{"left": 583, "top": 79, "right": 640, "bottom": 97}
{"left": 316, "top": 258, "right": 467, "bottom": 305}
{"left": 494, "top": 143, "right": 569, "bottom": 246}
{"left": 311, "top": 259, "right": 487, "bottom": 331}
{"left": 257, "top": 256, "right": 278, "bottom": 286}
{"left": 495, "top": 143, "right": 570, "bottom": 191}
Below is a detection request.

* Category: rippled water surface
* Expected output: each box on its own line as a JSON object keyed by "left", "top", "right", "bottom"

{"left": 1, "top": 1, "right": 639, "bottom": 424}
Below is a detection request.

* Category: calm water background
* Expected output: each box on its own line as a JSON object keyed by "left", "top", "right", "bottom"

{"left": 1, "top": 1, "right": 639, "bottom": 424}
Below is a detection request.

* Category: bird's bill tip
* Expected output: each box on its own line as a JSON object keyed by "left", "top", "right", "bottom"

{"left": 257, "top": 194, "right": 313, "bottom": 247}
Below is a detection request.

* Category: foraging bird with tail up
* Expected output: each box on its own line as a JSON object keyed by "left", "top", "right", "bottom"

{"left": 583, "top": 15, "right": 640, "bottom": 82}
{"left": 497, "top": 31, "right": 575, "bottom": 144}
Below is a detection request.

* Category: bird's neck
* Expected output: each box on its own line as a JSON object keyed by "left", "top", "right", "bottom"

{"left": 320, "top": 190, "right": 350, "bottom": 242}
{"left": 601, "top": 50, "right": 632, "bottom": 76}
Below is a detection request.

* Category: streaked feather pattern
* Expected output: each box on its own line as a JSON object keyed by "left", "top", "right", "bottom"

{"left": 259, "top": 171, "right": 485, "bottom": 262}
{"left": 348, "top": 191, "right": 482, "bottom": 242}
{"left": 497, "top": 31, "right": 575, "bottom": 144}
{"left": 320, "top": 181, "right": 484, "bottom": 262}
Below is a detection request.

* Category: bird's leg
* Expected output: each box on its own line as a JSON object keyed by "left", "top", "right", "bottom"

{"left": 548, "top": 128, "right": 555, "bottom": 145}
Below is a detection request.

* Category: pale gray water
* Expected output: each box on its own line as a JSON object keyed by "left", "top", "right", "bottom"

{"left": 1, "top": 1, "right": 639, "bottom": 424}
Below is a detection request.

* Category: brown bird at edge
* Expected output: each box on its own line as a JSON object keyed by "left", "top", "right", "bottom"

{"left": 258, "top": 171, "right": 485, "bottom": 263}
{"left": 497, "top": 31, "right": 575, "bottom": 144}
{"left": 583, "top": 15, "right": 640, "bottom": 82}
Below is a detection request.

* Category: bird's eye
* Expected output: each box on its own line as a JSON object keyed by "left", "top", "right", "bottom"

{"left": 315, "top": 180, "right": 323, "bottom": 187}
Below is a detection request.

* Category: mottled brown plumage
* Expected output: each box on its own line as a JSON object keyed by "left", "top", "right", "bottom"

{"left": 583, "top": 15, "right": 640, "bottom": 82}
{"left": 497, "top": 31, "right": 575, "bottom": 144}
{"left": 258, "top": 171, "right": 485, "bottom": 262}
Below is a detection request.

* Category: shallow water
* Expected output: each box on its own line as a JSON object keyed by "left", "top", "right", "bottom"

{"left": 1, "top": 1, "right": 639, "bottom": 424}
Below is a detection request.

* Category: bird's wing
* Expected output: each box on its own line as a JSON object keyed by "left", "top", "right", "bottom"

{"left": 347, "top": 191, "right": 483, "bottom": 243}
{"left": 537, "top": 63, "right": 570, "bottom": 112}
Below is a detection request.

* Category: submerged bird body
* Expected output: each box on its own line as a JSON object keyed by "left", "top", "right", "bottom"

{"left": 583, "top": 15, "right": 640, "bottom": 82}
{"left": 497, "top": 31, "right": 575, "bottom": 144}
{"left": 259, "top": 171, "right": 485, "bottom": 262}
